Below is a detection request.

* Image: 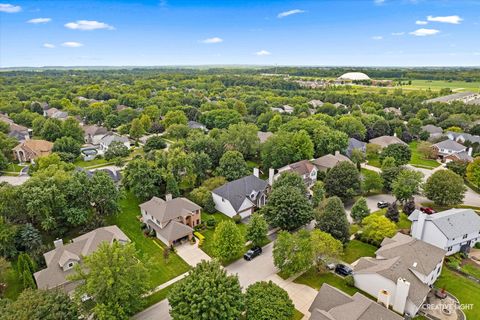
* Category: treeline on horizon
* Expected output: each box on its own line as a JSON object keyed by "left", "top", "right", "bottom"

{"left": 1, "top": 67, "right": 480, "bottom": 82}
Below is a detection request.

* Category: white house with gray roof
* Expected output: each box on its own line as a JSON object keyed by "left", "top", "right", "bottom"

{"left": 212, "top": 169, "right": 270, "bottom": 219}
{"left": 353, "top": 233, "right": 445, "bottom": 317}
{"left": 34, "top": 226, "right": 129, "bottom": 294}
{"left": 409, "top": 208, "right": 480, "bottom": 255}
{"left": 432, "top": 139, "right": 472, "bottom": 162}
{"left": 309, "top": 284, "right": 403, "bottom": 320}
{"left": 139, "top": 195, "right": 201, "bottom": 246}
{"left": 99, "top": 133, "right": 131, "bottom": 153}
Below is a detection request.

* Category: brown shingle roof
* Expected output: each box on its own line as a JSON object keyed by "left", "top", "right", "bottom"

{"left": 139, "top": 197, "right": 201, "bottom": 225}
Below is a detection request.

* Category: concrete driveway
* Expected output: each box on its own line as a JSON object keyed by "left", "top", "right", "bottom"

{"left": 133, "top": 300, "right": 170, "bottom": 320}
{"left": 175, "top": 241, "right": 211, "bottom": 267}
{"left": 0, "top": 175, "right": 29, "bottom": 185}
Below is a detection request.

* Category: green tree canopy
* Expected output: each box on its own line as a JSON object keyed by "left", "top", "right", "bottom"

{"left": 216, "top": 150, "right": 250, "bottom": 181}
{"left": 315, "top": 196, "right": 350, "bottom": 244}
{"left": 424, "top": 170, "right": 466, "bottom": 206}
{"left": 324, "top": 161, "right": 360, "bottom": 201}
{"left": 245, "top": 281, "right": 294, "bottom": 320}
{"left": 213, "top": 220, "right": 245, "bottom": 262}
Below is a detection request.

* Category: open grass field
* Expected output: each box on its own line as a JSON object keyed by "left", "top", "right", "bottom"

{"left": 294, "top": 268, "right": 359, "bottom": 295}
{"left": 406, "top": 80, "right": 480, "bottom": 92}
{"left": 408, "top": 141, "right": 441, "bottom": 169}
{"left": 435, "top": 266, "right": 480, "bottom": 319}
{"left": 106, "top": 192, "right": 190, "bottom": 289}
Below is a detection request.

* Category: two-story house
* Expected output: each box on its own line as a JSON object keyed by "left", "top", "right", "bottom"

{"left": 353, "top": 233, "right": 445, "bottom": 317}
{"left": 409, "top": 208, "right": 480, "bottom": 255}
{"left": 275, "top": 159, "right": 317, "bottom": 189}
{"left": 34, "top": 226, "right": 129, "bottom": 294}
{"left": 212, "top": 169, "right": 271, "bottom": 219}
{"left": 139, "top": 195, "right": 201, "bottom": 246}
{"left": 431, "top": 139, "right": 472, "bottom": 162}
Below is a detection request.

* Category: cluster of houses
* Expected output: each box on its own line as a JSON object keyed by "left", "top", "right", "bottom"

{"left": 424, "top": 91, "right": 480, "bottom": 106}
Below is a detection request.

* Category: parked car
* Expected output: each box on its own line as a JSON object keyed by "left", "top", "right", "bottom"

{"left": 335, "top": 264, "right": 353, "bottom": 276}
{"left": 420, "top": 207, "right": 436, "bottom": 215}
{"left": 377, "top": 201, "right": 389, "bottom": 209}
{"left": 244, "top": 246, "right": 262, "bottom": 261}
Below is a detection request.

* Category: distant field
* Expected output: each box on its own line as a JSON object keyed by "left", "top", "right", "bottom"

{"left": 401, "top": 80, "right": 480, "bottom": 92}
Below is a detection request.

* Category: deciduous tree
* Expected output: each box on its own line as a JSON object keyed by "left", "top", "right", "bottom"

{"left": 216, "top": 150, "right": 249, "bottom": 181}
{"left": 213, "top": 220, "right": 244, "bottom": 262}
{"left": 424, "top": 170, "right": 466, "bottom": 206}
{"left": 350, "top": 197, "right": 370, "bottom": 223}
{"left": 361, "top": 214, "right": 397, "bottom": 246}
{"left": 246, "top": 213, "right": 268, "bottom": 247}
{"left": 315, "top": 196, "right": 349, "bottom": 244}
{"left": 245, "top": 281, "right": 294, "bottom": 320}
{"left": 325, "top": 161, "right": 360, "bottom": 201}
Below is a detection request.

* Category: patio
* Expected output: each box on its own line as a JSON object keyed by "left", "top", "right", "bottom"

{"left": 420, "top": 289, "right": 466, "bottom": 320}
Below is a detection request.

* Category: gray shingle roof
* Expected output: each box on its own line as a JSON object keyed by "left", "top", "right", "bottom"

{"left": 447, "top": 131, "right": 480, "bottom": 144}
{"left": 421, "top": 125, "right": 443, "bottom": 135}
{"left": 369, "top": 136, "right": 407, "bottom": 148}
{"left": 212, "top": 175, "right": 268, "bottom": 212}
{"left": 433, "top": 139, "right": 466, "bottom": 152}
{"left": 309, "top": 284, "right": 403, "bottom": 320}
{"left": 409, "top": 208, "right": 480, "bottom": 239}
{"left": 354, "top": 233, "right": 445, "bottom": 308}
{"left": 312, "top": 153, "right": 351, "bottom": 169}
{"left": 140, "top": 197, "right": 201, "bottom": 225}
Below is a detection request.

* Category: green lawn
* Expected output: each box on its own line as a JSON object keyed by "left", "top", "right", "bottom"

{"left": 294, "top": 268, "right": 360, "bottom": 296}
{"left": 366, "top": 157, "right": 381, "bottom": 168}
{"left": 341, "top": 240, "right": 377, "bottom": 264}
{"left": 5, "top": 163, "right": 25, "bottom": 173}
{"left": 408, "top": 141, "right": 440, "bottom": 169}
{"left": 144, "top": 283, "right": 175, "bottom": 309}
{"left": 106, "top": 192, "right": 190, "bottom": 289}
{"left": 292, "top": 309, "right": 304, "bottom": 320}
{"left": 407, "top": 80, "right": 480, "bottom": 92}
{"left": 462, "top": 263, "right": 480, "bottom": 280}
{"left": 198, "top": 212, "right": 253, "bottom": 265}
{"left": 74, "top": 158, "right": 111, "bottom": 168}
{"left": 435, "top": 266, "right": 480, "bottom": 319}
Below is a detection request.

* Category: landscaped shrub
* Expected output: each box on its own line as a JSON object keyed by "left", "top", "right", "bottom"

{"left": 232, "top": 214, "right": 242, "bottom": 224}
{"left": 345, "top": 275, "right": 355, "bottom": 287}
{"left": 140, "top": 222, "right": 147, "bottom": 230}
{"left": 194, "top": 232, "right": 205, "bottom": 246}
{"left": 206, "top": 217, "right": 216, "bottom": 228}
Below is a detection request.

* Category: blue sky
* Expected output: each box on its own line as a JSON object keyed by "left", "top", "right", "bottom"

{"left": 1, "top": 0, "right": 479, "bottom": 67}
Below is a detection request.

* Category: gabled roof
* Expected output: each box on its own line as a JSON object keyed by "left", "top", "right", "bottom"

{"left": 278, "top": 159, "right": 316, "bottom": 176}
{"left": 153, "top": 220, "right": 193, "bottom": 242}
{"left": 447, "top": 131, "right": 480, "bottom": 144}
{"left": 34, "top": 226, "right": 129, "bottom": 291}
{"left": 140, "top": 197, "right": 201, "bottom": 225}
{"left": 312, "top": 153, "right": 351, "bottom": 169}
{"left": 212, "top": 175, "right": 268, "bottom": 212}
{"left": 354, "top": 233, "right": 445, "bottom": 308}
{"left": 409, "top": 208, "right": 480, "bottom": 239}
{"left": 309, "top": 284, "right": 402, "bottom": 320}
{"left": 348, "top": 138, "right": 366, "bottom": 151}
{"left": 433, "top": 139, "right": 466, "bottom": 152}
{"left": 369, "top": 136, "right": 406, "bottom": 148}
{"left": 13, "top": 139, "right": 53, "bottom": 156}
{"left": 82, "top": 124, "right": 108, "bottom": 136}
{"left": 421, "top": 124, "right": 443, "bottom": 135}
{"left": 100, "top": 133, "right": 130, "bottom": 146}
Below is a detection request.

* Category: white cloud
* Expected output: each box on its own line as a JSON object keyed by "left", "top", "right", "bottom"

{"left": 409, "top": 28, "right": 440, "bottom": 36}
{"left": 277, "top": 9, "right": 305, "bottom": 18}
{"left": 374, "top": 0, "right": 385, "bottom": 5}
{"left": 27, "top": 17, "right": 51, "bottom": 24}
{"left": 427, "top": 15, "right": 463, "bottom": 24}
{"left": 61, "top": 41, "right": 83, "bottom": 47}
{"left": 65, "top": 20, "right": 114, "bottom": 31}
{"left": 201, "top": 37, "right": 223, "bottom": 44}
{"left": 255, "top": 50, "right": 271, "bottom": 56}
{"left": 43, "top": 43, "right": 55, "bottom": 48}
{"left": 371, "top": 36, "right": 383, "bottom": 40}
{"left": 416, "top": 20, "right": 428, "bottom": 25}
{"left": 391, "top": 32, "right": 405, "bottom": 36}
{"left": 0, "top": 3, "right": 21, "bottom": 13}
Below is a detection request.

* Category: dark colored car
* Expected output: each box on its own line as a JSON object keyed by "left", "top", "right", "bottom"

{"left": 335, "top": 264, "right": 353, "bottom": 276}
{"left": 420, "top": 207, "right": 436, "bottom": 215}
{"left": 377, "top": 201, "right": 389, "bottom": 209}
{"left": 244, "top": 246, "right": 262, "bottom": 261}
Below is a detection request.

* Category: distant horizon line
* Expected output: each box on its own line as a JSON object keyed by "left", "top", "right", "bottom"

{"left": 1, "top": 64, "right": 480, "bottom": 71}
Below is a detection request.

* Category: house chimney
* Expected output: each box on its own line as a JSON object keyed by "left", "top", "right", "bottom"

{"left": 393, "top": 278, "right": 410, "bottom": 314}
{"left": 253, "top": 168, "right": 260, "bottom": 178}
{"left": 268, "top": 168, "right": 275, "bottom": 186}
{"left": 412, "top": 210, "right": 426, "bottom": 240}
{"left": 335, "top": 150, "right": 340, "bottom": 157}
{"left": 53, "top": 238, "right": 63, "bottom": 248}
{"left": 468, "top": 147, "right": 473, "bottom": 156}
{"left": 165, "top": 193, "right": 173, "bottom": 201}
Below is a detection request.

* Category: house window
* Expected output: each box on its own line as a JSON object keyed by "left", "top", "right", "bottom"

{"left": 463, "top": 234, "right": 468, "bottom": 239}
{"left": 447, "top": 246, "right": 452, "bottom": 252}
{"left": 196, "top": 219, "right": 200, "bottom": 225}
{"left": 68, "top": 262, "right": 74, "bottom": 268}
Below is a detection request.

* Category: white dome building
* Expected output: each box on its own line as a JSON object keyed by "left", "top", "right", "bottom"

{"left": 337, "top": 72, "right": 371, "bottom": 81}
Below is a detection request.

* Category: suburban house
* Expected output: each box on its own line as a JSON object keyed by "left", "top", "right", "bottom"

{"left": 421, "top": 124, "right": 443, "bottom": 139}
{"left": 308, "top": 284, "right": 403, "bottom": 320}
{"left": 212, "top": 169, "right": 271, "bottom": 219}
{"left": 0, "top": 114, "right": 30, "bottom": 141}
{"left": 308, "top": 99, "right": 324, "bottom": 108}
{"left": 271, "top": 105, "right": 294, "bottom": 114}
{"left": 82, "top": 125, "right": 108, "bottom": 145}
{"left": 353, "top": 233, "right": 445, "bottom": 316}
{"left": 383, "top": 107, "right": 401, "bottom": 117}
{"left": 188, "top": 120, "right": 208, "bottom": 131}
{"left": 257, "top": 131, "right": 273, "bottom": 144}
{"left": 139, "top": 195, "right": 201, "bottom": 246}
{"left": 369, "top": 135, "right": 407, "bottom": 149}
{"left": 447, "top": 131, "right": 480, "bottom": 145}
{"left": 431, "top": 139, "right": 472, "bottom": 162}
{"left": 98, "top": 133, "right": 131, "bottom": 152}
{"left": 409, "top": 208, "right": 480, "bottom": 255}
{"left": 275, "top": 159, "right": 317, "bottom": 189}
{"left": 43, "top": 107, "right": 68, "bottom": 120}
{"left": 12, "top": 139, "right": 53, "bottom": 163}
{"left": 34, "top": 225, "right": 129, "bottom": 294}
{"left": 346, "top": 137, "right": 367, "bottom": 158}
{"left": 312, "top": 151, "right": 352, "bottom": 171}
{"left": 424, "top": 91, "right": 480, "bottom": 104}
